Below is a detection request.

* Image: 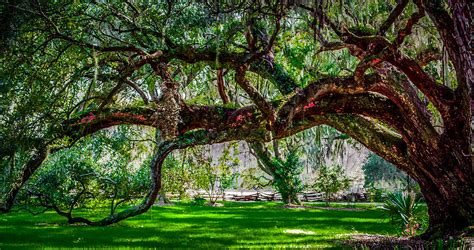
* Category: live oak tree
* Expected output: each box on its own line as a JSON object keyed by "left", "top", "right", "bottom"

{"left": 0, "top": 1, "right": 472, "bottom": 237}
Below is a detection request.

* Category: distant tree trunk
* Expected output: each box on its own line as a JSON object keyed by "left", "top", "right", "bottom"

{"left": 156, "top": 192, "right": 171, "bottom": 205}
{"left": 249, "top": 142, "right": 301, "bottom": 205}
{"left": 287, "top": 193, "right": 301, "bottom": 206}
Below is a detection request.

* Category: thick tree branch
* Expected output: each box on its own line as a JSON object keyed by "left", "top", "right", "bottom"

{"left": 378, "top": 0, "right": 410, "bottom": 35}
{"left": 276, "top": 75, "right": 383, "bottom": 131}
{"left": 216, "top": 69, "right": 230, "bottom": 104}
{"left": 386, "top": 53, "right": 455, "bottom": 115}
{"left": 339, "top": 28, "right": 455, "bottom": 120}
{"left": 393, "top": 0, "right": 425, "bottom": 47}
{"left": 159, "top": 46, "right": 298, "bottom": 94}
{"left": 235, "top": 65, "right": 276, "bottom": 126}
{"left": 325, "top": 115, "right": 411, "bottom": 171}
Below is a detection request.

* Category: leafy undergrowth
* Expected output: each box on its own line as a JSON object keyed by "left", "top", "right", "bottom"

{"left": 1, "top": 201, "right": 415, "bottom": 249}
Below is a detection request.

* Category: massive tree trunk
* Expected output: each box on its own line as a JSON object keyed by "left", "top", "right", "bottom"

{"left": 417, "top": 174, "right": 472, "bottom": 238}
{"left": 416, "top": 0, "right": 473, "bottom": 237}
{"left": 389, "top": 122, "right": 473, "bottom": 238}
{"left": 406, "top": 143, "right": 472, "bottom": 238}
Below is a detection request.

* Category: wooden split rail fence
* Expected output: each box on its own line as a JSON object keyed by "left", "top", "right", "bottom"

{"left": 171, "top": 191, "right": 368, "bottom": 202}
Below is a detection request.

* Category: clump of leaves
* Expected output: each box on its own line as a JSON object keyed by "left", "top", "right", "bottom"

{"left": 190, "top": 196, "right": 206, "bottom": 206}
{"left": 271, "top": 150, "right": 304, "bottom": 205}
{"left": 313, "top": 165, "right": 351, "bottom": 206}
{"left": 381, "top": 192, "right": 422, "bottom": 236}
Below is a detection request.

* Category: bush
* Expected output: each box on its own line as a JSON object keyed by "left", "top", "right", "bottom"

{"left": 314, "top": 165, "right": 351, "bottom": 206}
{"left": 380, "top": 192, "right": 423, "bottom": 236}
{"left": 193, "top": 143, "right": 240, "bottom": 205}
{"left": 365, "top": 186, "right": 387, "bottom": 202}
{"left": 191, "top": 197, "right": 206, "bottom": 206}
{"left": 271, "top": 150, "right": 304, "bottom": 205}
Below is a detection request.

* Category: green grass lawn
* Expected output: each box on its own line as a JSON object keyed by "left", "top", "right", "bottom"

{"left": 0, "top": 202, "right": 402, "bottom": 249}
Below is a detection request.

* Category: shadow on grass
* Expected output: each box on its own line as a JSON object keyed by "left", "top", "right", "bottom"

{"left": 0, "top": 202, "right": 399, "bottom": 249}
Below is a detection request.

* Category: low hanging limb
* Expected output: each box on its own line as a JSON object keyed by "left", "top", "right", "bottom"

{"left": 40, "top": 138, "right": 177, "bottom": 226}
{"left": 35, "top": 128, "right": 273, "bottom": 225}
{"left": 1, "top": 72, "right": 412, "bottom": 214}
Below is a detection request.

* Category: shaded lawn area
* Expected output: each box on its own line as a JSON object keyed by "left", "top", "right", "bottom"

{"left": 0, "top": 202, "right": 403, "bottom": 249}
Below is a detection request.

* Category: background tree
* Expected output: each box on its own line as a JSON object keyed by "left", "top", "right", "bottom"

{"left": 18, "top": 126, "right": 153, "bottom": 221}
{"left": 363, "top": 153, "right": 417, "bottom": 193}
{"left": 270, "top": 150, "right": 304, "bottom": 205}
{"left": 193, "top": 143, "right": 240, "bottom": 205}
{"left": 314, "top": 165, "right": 351, "bottom": 206}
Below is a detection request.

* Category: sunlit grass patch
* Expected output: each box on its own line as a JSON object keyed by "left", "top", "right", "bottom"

{"left": 0, "top": 201, "right": 405, "bottom": 249}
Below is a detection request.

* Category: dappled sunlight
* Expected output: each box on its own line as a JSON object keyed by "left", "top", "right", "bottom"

{"left": 0, "top": 1, "right": 471, "bottom": 246}
{"left": 284, "top": 229, "right": 316, "bottom": 235}
{"left": 0, "top": 202, "right": 401, "bottom": 248}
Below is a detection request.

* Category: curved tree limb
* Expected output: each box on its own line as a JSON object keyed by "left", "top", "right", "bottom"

{"left": 378, "top": 0, "right": 410, "bottom": 35}
{"left": 235, "top": 65, "right": 276, "bottom": 127}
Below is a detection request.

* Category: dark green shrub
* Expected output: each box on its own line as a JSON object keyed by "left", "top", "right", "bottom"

{"left": 381, "top": 192, "right": 423, "bottom": 236}
{"left": 271, "top": 150, "right": 304, "bottom": 205}
{"left": 191, "top": 197, "right": 206, "bottom": 206}
{"left": 314, "top": 165, "right": 351, "bottom": 206}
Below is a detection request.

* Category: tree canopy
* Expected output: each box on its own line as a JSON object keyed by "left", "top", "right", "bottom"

{"left": 0, "top": 0, "right": 472, "bottom": 238}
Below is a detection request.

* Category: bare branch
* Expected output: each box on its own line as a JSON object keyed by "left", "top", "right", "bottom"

{"left": 123, "top": 78, "right": 149, "bottom": 104}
